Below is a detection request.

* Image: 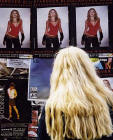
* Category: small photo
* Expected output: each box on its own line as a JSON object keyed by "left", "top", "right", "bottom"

{"left": 76, "top": 6, "right": 109, "bottom": 49}
{"left": 0, "top": 58, "right": 30, "bottom": 78}
{"left": 37, "top": 7, "right": 69, "bottom": 50}
{"left": 90, "top": 54, "right": 113, "bottom": 77}
{"left": 0, "top": 79, "right": 31, "bottom": 123}
{"left": 0, "top": 8, "right": 30, "bottom": 49}
{"left": 102, "top": 77, "right": 113, "bottom": 92}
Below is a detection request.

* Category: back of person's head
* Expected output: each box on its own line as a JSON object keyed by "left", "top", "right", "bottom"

{"left": 45, "top": 46, "right": 113, "bottom": 140}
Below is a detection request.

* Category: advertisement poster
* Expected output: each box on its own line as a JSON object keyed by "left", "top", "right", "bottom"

{"left": 76, "top": 6, "right": 109, "bottom": 49}
{"left": 0, "top": 58, "right": 31, "bottom": 139}
{"left": 90, "top": 53, "right": 113, "bottom": 77}
{"left": 28, "top": 58, "right": 53, "bottom": 101}
{"left": 0, "top": 7, "right": 31, "bottom": 55}
{"left": 0, "top": 78, "right": 32, "bottom": 139}
{"left": 0, "top": 58, "right": 30, "bottom": 78}
{"left": 37, "top": 7, "right": 69, "bottom": 50}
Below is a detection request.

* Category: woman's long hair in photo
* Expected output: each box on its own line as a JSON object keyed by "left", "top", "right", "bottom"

{"left": 45, "top": 46, "right": 113, "bottom": 140}
{"left": 10, "top": 9, "right": 20, "bottom": 23}
{"left": 87, "top": 8, "right": 99, "bottom": 22}
{"left": 48, "top": 9, "right": 59, "bottom": 22}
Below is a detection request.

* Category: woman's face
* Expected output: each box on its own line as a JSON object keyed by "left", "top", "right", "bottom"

{"left": 50, "top": 10, "right": 56, "bottom": 17}
{"left": 89, "top": 9, "right": 95, "bottom": 17}
{"left": 12, "top": 11, "right": 18, "bottom": 18}
{"left": 103, "top": 80, "right": 111, "bottom": 90}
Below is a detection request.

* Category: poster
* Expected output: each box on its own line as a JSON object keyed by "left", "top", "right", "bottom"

{"left": 0, "top": 58, "right": 31, "bottom": 139}
{"left": 90, "top": 53, "right": 113, "bottom": 77}
{"left": 0, "top": 58, "right": 30, "bottom": 78}
{"left": 0, "top": 8, "right": 31, "bottom": 55}
{"left": 76, "top": 6, "right": 109, "bottom": 49}
{"left": 28, "top": 58, "right": 53, "bottom": 101}
{"left": 37, "top": 7, "right": 69, "bottom": 50}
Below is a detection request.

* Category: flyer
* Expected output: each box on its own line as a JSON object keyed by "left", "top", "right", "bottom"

{"left": 90, "top": 53, "right": 113, "bottom": 77}
{"left": 28, "top": 58, "right": 54, "bottom": 101}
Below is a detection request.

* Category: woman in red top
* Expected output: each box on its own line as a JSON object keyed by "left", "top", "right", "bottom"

{"left": 81, "top": 8, "right": 103, "bottom": 49}
{"left": 42, "top": 9, "right": 64, "bottom": 50}
{"left": 3, "top": 10, "right": 25, "bottom": 49}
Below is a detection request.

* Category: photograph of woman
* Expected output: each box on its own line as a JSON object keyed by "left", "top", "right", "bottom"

{"left": 0, "top": 8, "right": 30, "bottom": 49}
{"left": 7, "top": 82, "right": 19, "bottom": 120}
{"left": 103, "top": 78, "right": 113, "bottom": 92}
{"left": 3, "top": 10, "right": 24, "bottom": 49}
{"left": 76, "top": 6, "right": 109, "bottom": 49}
{"left": 42, "top": 9, "right": 64, "bottom": 50}
{"left": 37, "top": 7, "right": 69, "bottom": 50}
{"left": 81, "top": 8, "right": 103, "bottom": 49}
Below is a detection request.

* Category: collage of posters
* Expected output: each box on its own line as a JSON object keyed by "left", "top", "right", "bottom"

{"left": 0, "top": 0, "right": 113, "bottom": 140}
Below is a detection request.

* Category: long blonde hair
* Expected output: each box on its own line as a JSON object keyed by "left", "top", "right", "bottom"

{"left": 45, "top": 46, "right": 113, "bottom": 140}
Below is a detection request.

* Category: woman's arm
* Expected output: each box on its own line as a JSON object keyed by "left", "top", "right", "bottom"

{"left": 81, "top": 20, "right": 87, "bottom": 45}
{"left": 45, "top": 20, "right": 49, "bottom": 35}
{"left": 14, "top": 89, "right": 17, "bottom": 98}
{"left": 42, "top": 20, "right": 49, "bottom": 45}
{"left": 20, "top": 20, "right": 25, "bottom": 45}
{"left": 3, "top": 21, "right": 10, "bottom": 45}
{"left": 20, "top": 19, "right": 24, "bottom": 34}
{"left": 58, "top": 19, "right": 63, "bottom": 33}
{"left": 98, "top": 18, "right": 102, "bottom": 32}
{"left": 98, "top": 19, "right": 103, "bottom": 42}
{"left": 6, "top": 21, "right": 11, "bottom": 35}
{"left": 58, "top": 19, "right": 64, "bottom": 42}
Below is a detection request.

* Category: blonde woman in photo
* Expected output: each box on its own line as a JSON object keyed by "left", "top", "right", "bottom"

{"left": 7, "top": 82, "right": 19, "bottom": 120}
{"left": 37, "top": 46, "right": 113, "bottom": 140}
{"left": 81, "top": 8, "right": 103, "bottom": 49}
{"left": 42, "top": 9, "right": 64, "bottom": 50}
{"left": 3, "top": 9, "right": 25, "bottom": 49}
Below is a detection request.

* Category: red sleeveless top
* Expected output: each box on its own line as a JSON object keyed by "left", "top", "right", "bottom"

{"left": 8, "top": 20, "right": 22, "bottom": 37}
{"left": 86, "top": 20, "right": 100, "bottom": 36}
{"left": 47, "top": 21, "right": 59, "bottom": 36}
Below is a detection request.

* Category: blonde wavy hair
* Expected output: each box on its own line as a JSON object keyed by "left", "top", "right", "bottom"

{"left": 45, "top": 46, "right": 113, "bottom": 140}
